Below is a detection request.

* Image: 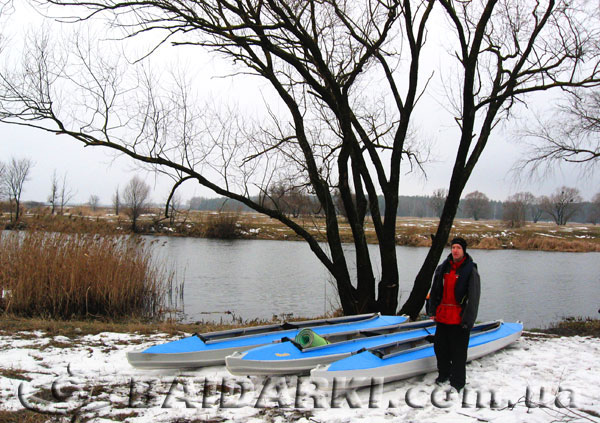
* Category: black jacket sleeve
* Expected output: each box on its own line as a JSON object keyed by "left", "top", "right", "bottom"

{"left": 461, "top": 265, "right": 480, "bottom": 329}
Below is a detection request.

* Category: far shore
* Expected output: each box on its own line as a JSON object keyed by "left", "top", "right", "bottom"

{"left": 3, "top": 208, "right": 600, "bottom": 253}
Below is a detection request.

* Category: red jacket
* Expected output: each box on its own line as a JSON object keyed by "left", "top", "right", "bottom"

{"left": 435, "top": 256, "right": 465, "bottom": 325}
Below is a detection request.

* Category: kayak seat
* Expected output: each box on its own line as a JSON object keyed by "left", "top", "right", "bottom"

{"left": 360, "top": 330, "right": 386, "bottom": 337}
{"left": 281, "top": 322, "right": 299, "bottom": 330}
{"left": 194, "top": 333, "right": 208, "bottom": 343}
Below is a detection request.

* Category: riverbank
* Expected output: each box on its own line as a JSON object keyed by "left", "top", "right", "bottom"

{"left": 1, "top": 315, "right": 599, "bottom": 338}
{"left": 4, "top": 211, "right": 600, "bottom": 252}
{"left": 1, "top": 316, "right": 599, "bottom": 423}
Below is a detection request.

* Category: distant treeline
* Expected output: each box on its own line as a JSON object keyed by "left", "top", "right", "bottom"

{"left": 187, "top": 195, "right": 597, "bottom": 224}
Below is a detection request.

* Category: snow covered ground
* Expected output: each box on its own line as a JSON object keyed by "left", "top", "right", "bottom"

{"left": 1, "top": 329, "right": 599, "bottom": 422}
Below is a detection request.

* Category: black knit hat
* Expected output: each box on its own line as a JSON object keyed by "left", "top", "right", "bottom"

{"left": 450, "top": 237, "right": 467, "bottom": 253}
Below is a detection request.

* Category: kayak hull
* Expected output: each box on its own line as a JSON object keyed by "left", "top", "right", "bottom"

{"left": 127, "top": 346, "right": 246, "bottom": 369}
{"left": 310, "top": 321, "right": 522, "bottom": 389}
{"left": 226, "top": 320, "right": 436, "bottom": 376}
{"left": 226, "top": 351, "right": 350, "bottom": 376}
{"left": 127, "top": 313, "right": 408, "bottom": 369}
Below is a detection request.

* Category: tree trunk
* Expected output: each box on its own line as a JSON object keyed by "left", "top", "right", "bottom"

{"left": 376, "top": 234, "right": 400, "bottom": 314}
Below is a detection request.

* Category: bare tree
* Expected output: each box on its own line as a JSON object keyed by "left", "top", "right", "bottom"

{"left": 590, "top": 192, "right": 600, "bottom": 225}
{"left": 112, "top": 186, "right": 120, "bottom": 216}
{"left": 518, "top": 89, "right": 600, "bottom": 175}
{"left": 531, "top": 196, "right": 545, "bottom": 224}
{"left": 503, "top": 192, "right": 535, "bottom": 228}
{"left": 123, "top": 176, "right": 151, "bottom": 232}
{"left": 58, "top": 173, "right": 75, "bottom": 215}
{"left": 540, "top": 186, "right": 583, "bottom": 226}
{"left": 429, "top": 188, "right": 448, "bottom": 219}
{"left": 463, "top": 191, "right": 491, "bottom": 221}
{"left": 88, "top": 194, "right": 100, "bottom": 212}
{"left": 0, "top": 162, "right": 5, "bottom": 201}
{"left": 1, "top": 1, "right": 600, "bottom": 317}
{"left": 47, "top": 169, "right": 59, "bottom": 214}
{"left": 1, "top": 157, "right": 33, "bottom": 222}
{"left": 265, "top": 182, "right": 317, "bottom": 219}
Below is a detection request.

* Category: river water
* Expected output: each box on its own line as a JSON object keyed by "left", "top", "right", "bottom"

{"left": 149, "top": 237, "right": 600, "bottom": 329}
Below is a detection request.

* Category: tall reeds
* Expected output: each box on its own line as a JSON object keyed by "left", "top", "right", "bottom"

{"left": 0, "top": 231, "right": 174, "bottom": 320}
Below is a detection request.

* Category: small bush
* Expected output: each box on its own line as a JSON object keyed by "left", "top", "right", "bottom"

{"left": 0, "top": 230, "right": 174, "bottom": 320}
{"left": 202, "top": 212, "right": 244, "bottom": 239}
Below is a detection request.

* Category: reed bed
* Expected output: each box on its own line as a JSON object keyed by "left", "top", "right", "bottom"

{"left": 511, "top": 236, "right": 600, "bottom": 252}
{"left": 0, "top": 230, "right": 174, "bottom": 320}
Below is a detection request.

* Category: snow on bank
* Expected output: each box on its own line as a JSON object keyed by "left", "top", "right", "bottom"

{"left": 1, "top": 330, "right": 599, "bottom": 423}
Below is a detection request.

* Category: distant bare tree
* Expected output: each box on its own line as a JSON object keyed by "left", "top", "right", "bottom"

{"left": 267, "top": 182, "right": 317, "bottom": 219}
{"left": 1, "top": 157, "right": 33, "bottom": 222}
{"left": 540, "top": 186, "right": 583, "bottom": 226}
{"left": 589, "top": 192, "right": 600, "bottom": 225}
{"left": 123, "top": 176, "right": 151, "bottom": 232}
{"left": 0, "top": 162, "right": 5, "bottom": 200}
{"left": 332, "top": 188, "right": 356, "bottom": 222}
{"left": 463, "top": 191, "right": 491, "bottom": 221}
{"left": 503, "top": 192, "right": 535, "bottom": 228}
{"left": 58, "top": 173, "right": 75, "bottom": 215}
{"left": 531, "top": 196, "right": 545, "bottom": 224}
{"left": 112, "top": 187, "right": 120, "bottom": 216}
{"left": 88, "top": 195, "right": 100, "bottom": 212}
{"left": 429, "top": 188, "right": 448, "bottom": 218}
{"left": 47, "top": 170, "right": 59, "bottom": 214}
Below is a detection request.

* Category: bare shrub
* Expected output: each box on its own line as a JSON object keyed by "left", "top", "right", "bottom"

{"left": 202, "top": 213, "right": 244, "bottom": 239}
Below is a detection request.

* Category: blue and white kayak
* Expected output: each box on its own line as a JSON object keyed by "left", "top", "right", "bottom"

{"left": 310, "top": 320, "right": 522, "bottom": 389}
{"left": 127, "top": 313, "right": 408, "bottom": 369}
{"left": 226, "top": 320, "right": 436, "bottom": 376}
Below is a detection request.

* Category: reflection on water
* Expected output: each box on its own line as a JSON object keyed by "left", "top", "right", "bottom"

{"left": 148, "top": 236, "right": 600, "bottom": 329}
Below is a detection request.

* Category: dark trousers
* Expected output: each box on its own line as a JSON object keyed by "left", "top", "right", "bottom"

{"left": 434, "top": 322, "right": 470, "bottom": 389}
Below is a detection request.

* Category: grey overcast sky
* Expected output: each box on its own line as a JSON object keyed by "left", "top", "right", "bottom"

{"left": 1, "top": 1, "right": 598, "bottom": 206}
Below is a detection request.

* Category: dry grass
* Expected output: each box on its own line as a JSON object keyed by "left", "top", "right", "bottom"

{"left": 474, "top": 237, "right": 503, "bottom": 249}
{"left": 0, "top": 367, "right": 33, "bottom": 381}
{"left": 0, "top": 231, "right": 174, "bottom": 320}
{"left": 511, "top": 236, "right": 600, "bottom": 252}
{"left": 0, "top": 410, "right": 57, "bottom": 423}
{"left": 0, "top": 314, "right": 233, "bottom": 337}
{"left": 536, "top": 317, "right": 600, "bottom": 338}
